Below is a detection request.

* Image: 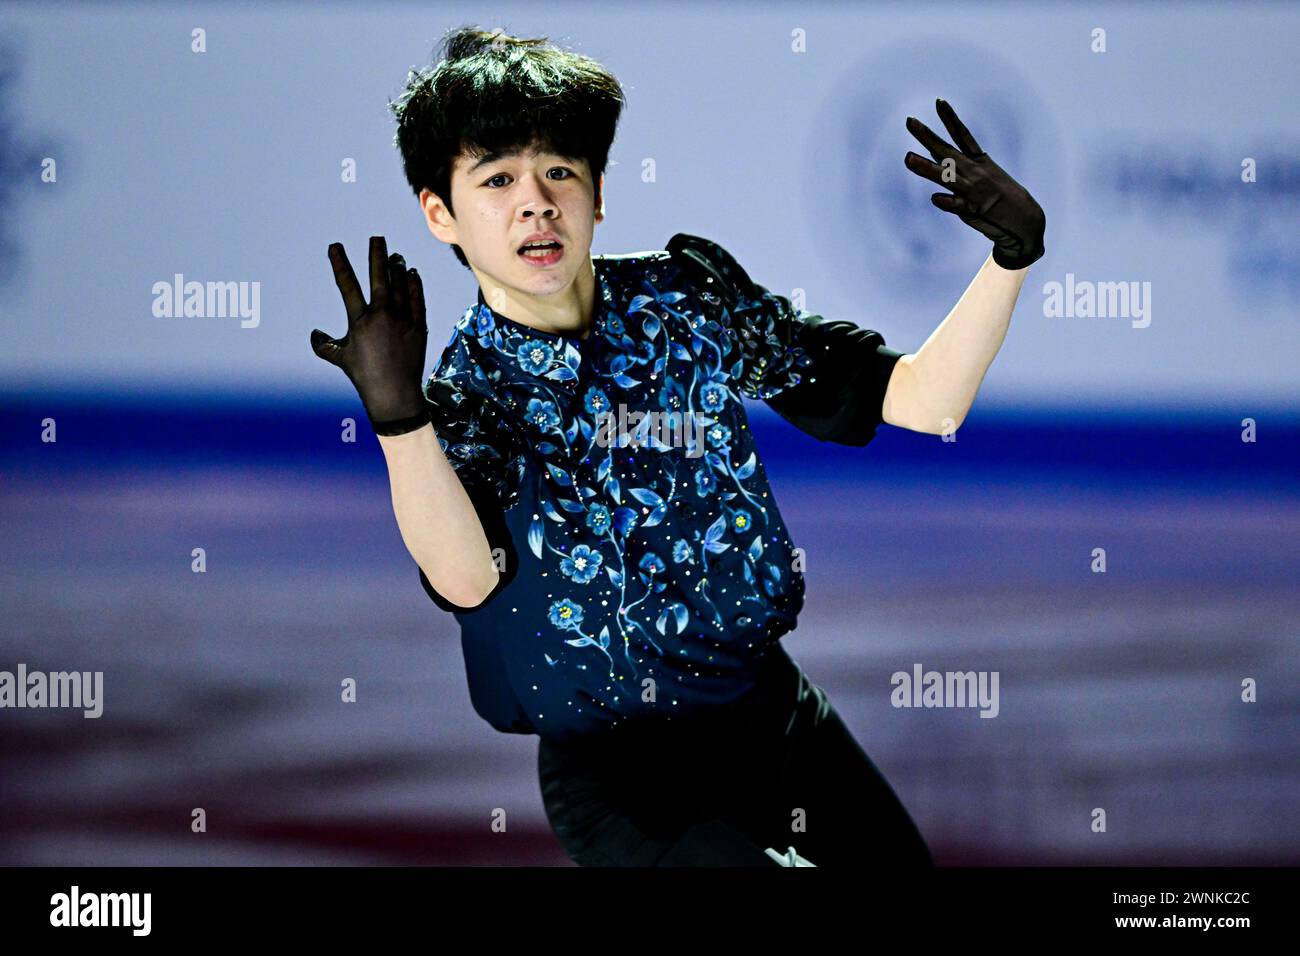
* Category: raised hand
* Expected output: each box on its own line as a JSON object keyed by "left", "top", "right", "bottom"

{"left": 904, "top": 98, "right": 1046, "bottom": 270}
{"left": 311, "top": 235, "right": 430, "bottom": 435}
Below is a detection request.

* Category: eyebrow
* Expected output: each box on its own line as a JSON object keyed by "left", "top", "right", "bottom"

{"left": 466, "top": 150, "right": 515, "bottom": 174}
{"left": 465, "top": 149, "right": 577, "bottom": 175}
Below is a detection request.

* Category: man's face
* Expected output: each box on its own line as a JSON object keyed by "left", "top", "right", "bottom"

{"left": 421, "top": 141, "right": 605, "bottom": 302}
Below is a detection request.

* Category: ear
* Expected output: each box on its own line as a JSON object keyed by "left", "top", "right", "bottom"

{"left": 594, "top": 174, "right": 606, "bottom": 223}
{"left": 420, "top": 187, "right": 458, "bottom": 244}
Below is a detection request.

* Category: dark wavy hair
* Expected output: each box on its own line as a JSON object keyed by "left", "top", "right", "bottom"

{"left": 389, "top": 26, "right": 627, "bottom": 270}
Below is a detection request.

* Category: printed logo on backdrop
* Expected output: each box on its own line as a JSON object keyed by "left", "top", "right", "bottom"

{"left": 801, "top": 39, "right": 1062, "bottom": 301}
{"left": 1091, "top": 146, "right": 1300, "bottom": 297}
{"left": 0, "top": 39, "right": 57, "bottom": 287}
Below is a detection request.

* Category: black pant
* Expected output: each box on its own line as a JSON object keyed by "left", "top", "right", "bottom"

{"left": 538, "top": 644, "right": 934, "bottom": 867}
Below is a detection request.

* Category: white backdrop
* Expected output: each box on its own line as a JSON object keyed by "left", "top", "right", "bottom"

{"left": 2, "top": 1, "right": 1296, "bottom": 408}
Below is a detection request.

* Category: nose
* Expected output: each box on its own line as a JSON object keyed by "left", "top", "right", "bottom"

{"left": 516, "top": 173, "right": 559, "bottom": 220}
{"left": 520, "top": 202, "right": 557, "bottom": 221}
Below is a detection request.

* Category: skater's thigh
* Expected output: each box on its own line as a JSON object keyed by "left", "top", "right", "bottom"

{"left": 539, "top": 738, "right": 775, "bottom": 867}
{"left": 767, "top": 682, "right": 933, "bottom": 869}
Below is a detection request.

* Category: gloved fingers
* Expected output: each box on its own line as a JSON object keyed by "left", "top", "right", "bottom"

{"left": 929, "top": 192, "right": 979, "bottom": 218}
{"left": 904, "top": 150, "right": 969, "bottom": 191}
{"left": 327, "top": 242, "right": 366, "bottom": 325}
{"left": 309, "top": 327, "right": 344, "bottom": 367}
{"left": 935, "top": 98, "right": 986, "bottom": 159}
{"left": 388, "top": 252, "right": 410, "bottom": 325}
{"left": 905, "top": 115, "right": 963, "bottom": 165}
{"left": 407, "top": 267, "right": 426, "bottom": 331}
{"left": 368, "top": 235, "right": 389, "bottom": 309}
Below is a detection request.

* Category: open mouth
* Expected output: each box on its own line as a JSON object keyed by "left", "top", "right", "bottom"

{"left": 518, "top": 240, "right": 564, "bottom": 257}
{"left": 518, "top": 239, "right": 565, "bottom": 265}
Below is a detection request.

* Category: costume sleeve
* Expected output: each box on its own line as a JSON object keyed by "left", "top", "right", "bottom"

{"left": 666, "top": 232, "right": 906, "bottom": 447}
{"left": 418, "top": 375, "right": 525, "bottom": 613}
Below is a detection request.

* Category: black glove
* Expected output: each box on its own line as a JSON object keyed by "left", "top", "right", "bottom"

{"left": 311, "top": 235, "right": 430, "bottom": 435}
{"left": 904, "top": 98, "right": 1046, "bottom": 270}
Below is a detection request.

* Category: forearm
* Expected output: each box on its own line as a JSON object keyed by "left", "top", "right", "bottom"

{"left": 889, "top": 252, "right": 1029, "bottom": 432}
{"left": 376, "top": 422, "right": 498, "bottom": 606}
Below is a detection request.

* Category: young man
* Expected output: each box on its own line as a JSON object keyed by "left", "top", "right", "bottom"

{"left": 310, "top": 27, "right": 1044, "bottom": 867}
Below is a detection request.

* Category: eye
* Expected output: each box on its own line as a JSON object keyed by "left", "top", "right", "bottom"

{"left": 482, "top": 166, "right": 576, "bottom": 188}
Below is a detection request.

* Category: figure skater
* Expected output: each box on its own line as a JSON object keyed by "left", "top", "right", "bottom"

{"left": 310, "top": 26, "right": 1044, "bottom": 866}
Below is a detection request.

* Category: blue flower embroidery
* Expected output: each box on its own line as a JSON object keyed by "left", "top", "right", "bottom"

{"left": 549, "top": 598, "right": 584, "bottom": 630}
{"left": 517, "top": 338, "right": 554, "bottom": 375}
{"left": 561, "top": 544, "right": 604, "bottom": 584}
{"left": 658, "top": 379, "right": 686, "bottom": 412}
{"left": 584, "top": 386, "right": 610, "bottom": 416}
{"left": 698, "top": 381, "right": 727, "bottom": 414}
{"left": 525, "top": 397, "right": 561, "bottom": 433}
{"left": 586, "top": 504, "right": 611, "bottom": 535}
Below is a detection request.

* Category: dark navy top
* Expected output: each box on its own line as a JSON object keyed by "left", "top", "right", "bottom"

{"left": 418, "top": 233, "right": 904, "bottom": 742}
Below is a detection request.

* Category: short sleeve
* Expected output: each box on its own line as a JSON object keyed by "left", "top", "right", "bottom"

{"left": 667, "top": 233, "right": 906, "bottom": 447}
{"left": 419, "top": 375, "right": 526, "bottom": 613}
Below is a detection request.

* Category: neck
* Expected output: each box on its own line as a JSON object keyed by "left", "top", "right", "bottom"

{"left": 477, "top": 257, "right": 596, "bottom": 340}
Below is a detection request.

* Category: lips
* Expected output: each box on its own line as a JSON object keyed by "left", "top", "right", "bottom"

{"left": 517, "top": 232, "right": 563, "bottom": 252}
{"left": 518, "top": 243, "right": 565, "bottom": 266}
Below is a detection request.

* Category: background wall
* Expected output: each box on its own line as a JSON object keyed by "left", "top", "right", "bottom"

{"left": 1, "top": 1, "right": 1296, "bottom": 865}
